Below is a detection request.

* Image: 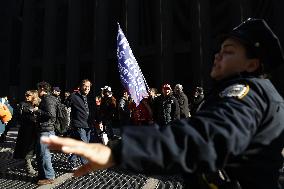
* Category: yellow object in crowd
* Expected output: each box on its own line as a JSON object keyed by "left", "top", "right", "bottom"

{"left": 0, "top": 103, "right": 12, "bottom": 123}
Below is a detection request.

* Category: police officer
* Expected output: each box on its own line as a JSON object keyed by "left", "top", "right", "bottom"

{"left": 42, "top": 18, "right": 284, "bottom": 189}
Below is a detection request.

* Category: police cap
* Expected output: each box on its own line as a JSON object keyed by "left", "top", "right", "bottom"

{"left": 224, "top": 18, "right": 284, "bottom": 73}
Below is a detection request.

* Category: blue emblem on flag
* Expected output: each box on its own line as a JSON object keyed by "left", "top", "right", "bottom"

{"left": 117, "top": 23, "right": 149, "bottom": 106}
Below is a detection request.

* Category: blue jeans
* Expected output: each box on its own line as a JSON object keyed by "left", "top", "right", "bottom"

{"left": 36, "top": 131, "right": 55, "bottom": 179}
{"left": 69, "top": 127, "right": 91, "bottom": 164}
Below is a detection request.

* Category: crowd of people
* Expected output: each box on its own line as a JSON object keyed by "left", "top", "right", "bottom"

{"left": 0, "top": 79, "right": 204, "bottom": 186}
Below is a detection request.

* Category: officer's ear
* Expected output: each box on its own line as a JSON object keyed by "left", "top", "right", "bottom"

{"left": 246, "top": 58, "right": 260, "bottom": 73}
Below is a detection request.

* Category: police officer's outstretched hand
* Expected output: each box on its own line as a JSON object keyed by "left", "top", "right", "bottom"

{"left": 41, "top": 135, "right": 115, "bottom": 176}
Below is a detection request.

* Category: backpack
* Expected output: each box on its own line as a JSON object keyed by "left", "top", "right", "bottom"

{"left": 55, "top": 101, "right": 69, "bottom": 136}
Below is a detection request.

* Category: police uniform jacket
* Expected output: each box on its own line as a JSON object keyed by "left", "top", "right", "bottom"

{"left": 116, "top": 76, "right": 284, "bottom": 189}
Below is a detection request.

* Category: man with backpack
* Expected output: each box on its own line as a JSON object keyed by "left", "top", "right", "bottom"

{"left": 51, "top": 87, "right": 69, "bottom": 137}
{"left": 54, "top": 99, "right": 69, "bottom": 136}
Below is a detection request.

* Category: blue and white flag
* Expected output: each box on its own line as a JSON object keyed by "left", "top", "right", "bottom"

{"left": 117, "top": 23, "right": 148, "bottom": 106}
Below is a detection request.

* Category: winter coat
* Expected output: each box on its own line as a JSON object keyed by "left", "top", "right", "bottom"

{"left": 13, "top": 101, "right": 37, "bottom": 159}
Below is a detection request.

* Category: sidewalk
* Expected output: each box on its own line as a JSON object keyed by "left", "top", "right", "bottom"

{"left": 0, "top": 127, "right": 184, "bottom": 189}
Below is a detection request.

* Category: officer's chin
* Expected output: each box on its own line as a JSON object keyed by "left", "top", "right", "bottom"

{"left": 210, "top": 70, "right": 217, "bottom": 79}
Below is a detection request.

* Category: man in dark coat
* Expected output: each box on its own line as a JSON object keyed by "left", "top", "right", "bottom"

{"left": 42, "top": 18, "right": 284, "bottom": 189}
{"left": 156, "top": 84, "right": 180, "bottom": 126}
{"left": 174, "top": 84, "right": 190, "bottom": 119}
{"left": 190, "top": 86, "right": 205, "bottom": 115}
{"left": 52, "top": 86, "right": 61, "bottom": 102}
{"left": 118, "top": 90, "right": 131, "bottom": 126}
{"left": 67, "top": 79, "right": 92, "bottom": 165}
{"left": 33, "top": 81, "right": 57, "bottom": 185}
{"left": 100, "top": 86, "right": 116, "bottom": 140}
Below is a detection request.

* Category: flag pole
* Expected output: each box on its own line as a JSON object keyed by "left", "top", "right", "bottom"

{"left": 140, "top": 69, "right": 150, "bottom": 92}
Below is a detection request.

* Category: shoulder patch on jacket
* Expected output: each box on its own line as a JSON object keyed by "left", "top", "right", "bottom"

{"left": 219, "top": 84, "right": 249, "bottom": 99}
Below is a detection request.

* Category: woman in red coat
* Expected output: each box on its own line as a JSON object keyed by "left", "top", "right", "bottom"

{"left": 129, "top": 97, "right": 153, "bottom": 126}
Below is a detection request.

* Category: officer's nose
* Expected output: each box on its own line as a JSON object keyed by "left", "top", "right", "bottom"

{"left": 214, "top": 52, "right": 221, "bottom": 61}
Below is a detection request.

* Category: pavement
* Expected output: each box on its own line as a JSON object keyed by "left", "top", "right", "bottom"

{"left": 0, "top": 127, "right": 184, "bottom": 189}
